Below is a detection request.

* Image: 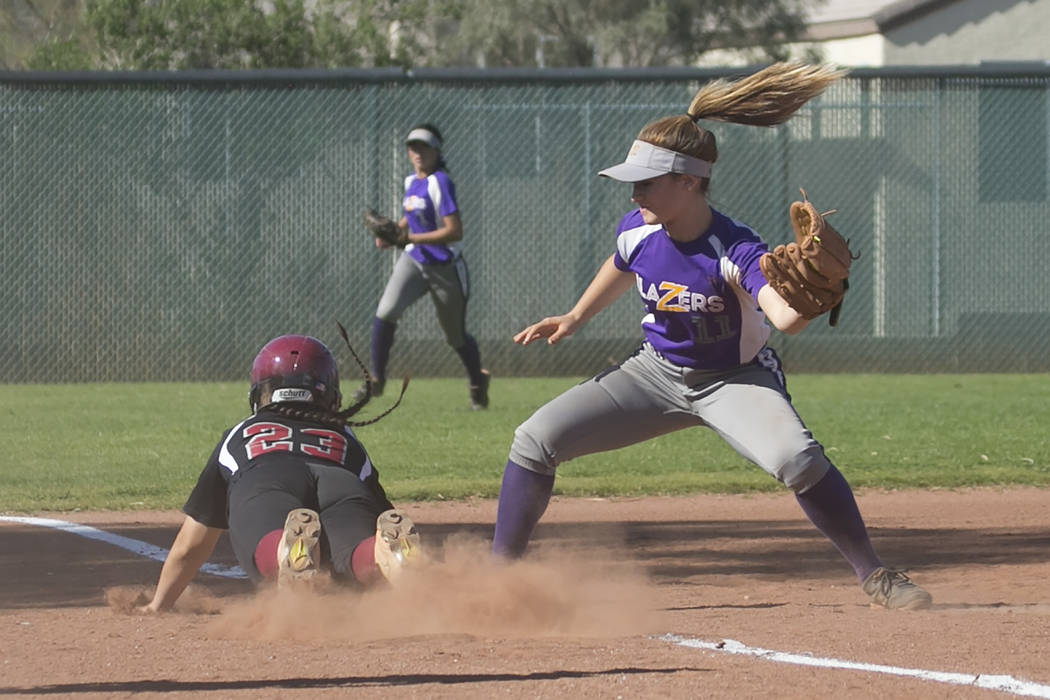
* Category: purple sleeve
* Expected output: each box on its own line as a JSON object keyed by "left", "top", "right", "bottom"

{"left": 728, "top": 239, "right": 771, "bottom": 301}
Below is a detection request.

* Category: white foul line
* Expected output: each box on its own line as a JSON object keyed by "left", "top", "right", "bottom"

{"left": 0, "top": 515, "right": 247, "bottom": 579}
{"left": 658, "top": 634, "right": 1050, "bottom": 699}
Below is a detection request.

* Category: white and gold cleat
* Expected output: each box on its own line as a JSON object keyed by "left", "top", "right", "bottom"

{"left": 374, "top": 509, "right": 423, "bottom": 584}
{"left": 276, "top": 508, "right": 322, "bottom": 588}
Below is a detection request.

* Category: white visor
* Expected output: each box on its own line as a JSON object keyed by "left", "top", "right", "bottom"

{"left": 598, "top": 140, "right": 712, "bottom": 182}
{"left": 405, "top": 127, "right": 442, "bottom": 151}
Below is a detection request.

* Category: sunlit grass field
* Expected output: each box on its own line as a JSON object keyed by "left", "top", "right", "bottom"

{"left": 1, "top": 374, "right": 1047, "bottom": 512}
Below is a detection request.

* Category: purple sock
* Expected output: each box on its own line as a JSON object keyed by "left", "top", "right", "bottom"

{"left": 491, "top": 460, "right": 555, "bottom": 558}
{"left": 370, "top": 317, "right": 396, "bottom": 381}
{"left": 454, "top": 334, "right": 484, "bottom": 386}
{"left": 795, "top": 465, "right": 882, "bottom": 581}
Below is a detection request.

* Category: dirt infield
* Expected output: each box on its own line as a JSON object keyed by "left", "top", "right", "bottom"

{"left": 1, "top": 488, "right": 1048, "bottom": 699}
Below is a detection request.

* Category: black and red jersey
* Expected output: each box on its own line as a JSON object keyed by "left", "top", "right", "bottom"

{"left": 183, "top": 409, "right": 387, "bottom": 529}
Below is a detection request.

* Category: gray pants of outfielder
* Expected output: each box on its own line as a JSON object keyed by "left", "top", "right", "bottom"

{"left": 375, "top": 252, "right": 470, "bottom": 348}
{"left": 509, "top": 343, "right": 830, "bottom": 493}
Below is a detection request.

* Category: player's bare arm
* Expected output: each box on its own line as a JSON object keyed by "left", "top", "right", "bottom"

{"left": 138, "top": 515, "right": 222, "bottom": 613}
{"left": 404, "top": 212, "right": 462, "bottom": 246}
{"left": 757, "top": 284, "right": 811, "bottom": 335}
{"left": 514, "top": 255, "right": 634, "bottom": 346}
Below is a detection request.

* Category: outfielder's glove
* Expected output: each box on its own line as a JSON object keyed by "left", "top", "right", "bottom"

{"left": 759, "top": 189, "right": 858, "bottom": 326}
{"left": 363, "top": 208, "right": 408, "bottom": 247}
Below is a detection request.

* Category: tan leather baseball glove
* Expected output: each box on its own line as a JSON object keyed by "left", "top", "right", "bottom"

{"left": 759, "top": 189, "right": 858, "bottom": 326}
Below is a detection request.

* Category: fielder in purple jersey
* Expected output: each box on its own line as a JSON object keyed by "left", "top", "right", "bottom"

{"left": 356, "top": 123, "right": 490, "bottom": 410}
{"left": 615, "top": 207, "right": 773, "bottom": 369}
{"left": 491, "top": 63, "right": 932, "bottom": 611}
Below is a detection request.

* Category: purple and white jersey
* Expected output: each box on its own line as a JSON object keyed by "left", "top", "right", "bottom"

{"left": 612, "top": 208, "right": 772, "bottom": 370}
{"left": 403, "top": 169, "right": 461, "bottom": 265}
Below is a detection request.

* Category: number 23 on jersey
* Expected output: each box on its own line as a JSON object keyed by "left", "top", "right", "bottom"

{"left": 243, "top": 421, "right": 348, "bottom": 464}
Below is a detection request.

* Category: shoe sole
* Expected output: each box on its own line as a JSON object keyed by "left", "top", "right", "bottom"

{"left": 869, "top": 594, "right": 933, "bottom": 611}
{"left": 375, "top": 509, "right": 422, "bottom": 583}
{"left": 277, "top": 508, "right": 322, "bottom": 587}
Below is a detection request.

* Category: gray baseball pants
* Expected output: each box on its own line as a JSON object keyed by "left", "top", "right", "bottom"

{"left": 375, "top": 252, "right": 470, "bottom": 348}
{"left": 508, "top": 344, "right": 830, "bottom": 493}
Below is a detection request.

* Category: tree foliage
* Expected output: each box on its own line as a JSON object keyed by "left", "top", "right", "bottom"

{"left": 3, "top": 0, "right": 821, "bottom": 71}
{"left": 1, "top": 0, "right": 89, "bottom": 69}
{"left": 85, "top": 0, "right": 411, "bottom": 70}
{"left": 23, "top": 38, "right": 93, "bottom": 69}
{"left": 423, "top": 0, "right": 820, "bottom": 68}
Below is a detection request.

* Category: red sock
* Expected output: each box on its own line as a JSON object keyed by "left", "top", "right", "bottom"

{"left": 254, "top": 529, "right": 283, "bottom": 579}
{"left": 350, "top": 535, "right": 381, "bottom": 585}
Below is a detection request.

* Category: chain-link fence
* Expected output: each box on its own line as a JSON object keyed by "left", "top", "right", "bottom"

{"left": 2, "top": 66, "right": 1049, "bottom": 383}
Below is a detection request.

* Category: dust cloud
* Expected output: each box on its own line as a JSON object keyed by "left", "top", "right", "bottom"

{"left": 209, "top": 534, "right": 658, "bottom": 642}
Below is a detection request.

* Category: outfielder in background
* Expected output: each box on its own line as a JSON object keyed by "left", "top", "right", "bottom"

{"left": 490, "top": 63, "right": 933, "bottom": 611}
{"left": 358, "top": 123, "right": 490, "bottom": 410}
{"left": 136, "top": 333, "right": 422, "bottom": 613}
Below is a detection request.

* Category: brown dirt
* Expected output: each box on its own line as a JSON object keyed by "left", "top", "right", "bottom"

{"left": 1, "top": 488, "right": 1048, "bottom": 699}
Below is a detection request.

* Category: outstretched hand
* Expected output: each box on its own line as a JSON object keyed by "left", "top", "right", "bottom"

{"left": 513, "top": 314, "right": 580, "bottom": 346}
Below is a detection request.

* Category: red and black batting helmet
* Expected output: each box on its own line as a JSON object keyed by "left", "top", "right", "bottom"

{"left": 248, "top": 335, "right": 341, "bottom": 412}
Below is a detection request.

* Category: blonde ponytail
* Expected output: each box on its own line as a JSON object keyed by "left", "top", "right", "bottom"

{"left": 634, "top": 62, "right": 847, "bottom": 189}
{"left": 687, "top": 62, "right": 847, "bottom": 126}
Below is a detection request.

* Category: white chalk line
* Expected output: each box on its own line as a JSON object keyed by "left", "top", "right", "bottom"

{"left": 658, "top": 634, "right": 1050, "bottom": 699}
{"left": 0, "top": 515, "right": 247, "bottom": 579}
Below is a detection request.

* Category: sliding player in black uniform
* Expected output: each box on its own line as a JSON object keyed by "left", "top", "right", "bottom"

{"left": 138, "top": 333, "right": 422, "bottom": 612}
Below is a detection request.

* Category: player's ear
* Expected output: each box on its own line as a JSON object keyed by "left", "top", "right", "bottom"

{"left": 687, "top": 175, "right": 703, "bottom": 191}
{"left": 675, "top": 173, "right": 702, "bottom": 192}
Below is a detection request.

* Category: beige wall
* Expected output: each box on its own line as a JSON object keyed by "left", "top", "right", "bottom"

{"left": 884, "top": 0, "right": 1050, "bottom": 64}
{"left": 698, "top": 35, "right": 886, "bottom": 68}
{"left": 698, "top": 0, "right": 1050, "bottom": 68}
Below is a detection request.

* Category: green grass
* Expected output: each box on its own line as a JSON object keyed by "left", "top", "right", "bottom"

{"left": 1, "top": 374, "right": 1048, "bottom": 512}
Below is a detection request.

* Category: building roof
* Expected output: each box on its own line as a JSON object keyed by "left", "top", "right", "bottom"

{"left": 803, "top": 0, "right": 955, "bottom": 39}
{"left": 807, "top": 0, "right": 902, "bottom": 24}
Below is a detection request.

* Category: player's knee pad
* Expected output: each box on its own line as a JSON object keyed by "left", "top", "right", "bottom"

{"left": 779, "top": 446, "right": 831, "bottom": 493}
{"left": 507, "top": 424, "right": 559, "bottom": 477}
